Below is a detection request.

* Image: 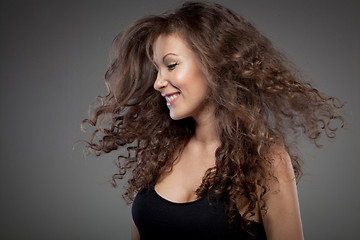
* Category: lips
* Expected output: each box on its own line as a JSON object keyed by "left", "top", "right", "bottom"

{"left": 164, "top": 93, "right": 180, "bottom": 107}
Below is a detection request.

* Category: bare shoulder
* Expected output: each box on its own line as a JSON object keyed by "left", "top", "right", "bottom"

{"left": 261, "top": 145, "right": 304, "bottom": 240}
{"left": 266, "top": 145, "right": 296, "bottom": 183}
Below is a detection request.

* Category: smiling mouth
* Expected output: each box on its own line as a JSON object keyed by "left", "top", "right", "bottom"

{"left": 165, "top": 93, "right": 180, "bottom": 107}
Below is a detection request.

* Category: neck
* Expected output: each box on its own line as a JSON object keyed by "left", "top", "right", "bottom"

{"left": 192, "top": 104, "right": 220, "bottom": 146}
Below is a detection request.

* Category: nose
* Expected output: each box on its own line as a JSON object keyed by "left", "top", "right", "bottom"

{"left": 153, "top": 70, "right": 167, "bottom": 91}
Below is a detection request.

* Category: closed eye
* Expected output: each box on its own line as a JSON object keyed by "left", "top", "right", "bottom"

{"left": 167, "top": 63, "right": 178, "bottom": 70}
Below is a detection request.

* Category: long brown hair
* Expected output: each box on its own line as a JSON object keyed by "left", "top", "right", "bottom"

{"left": 82, "top": 1, "right": 343, "bottom": 233}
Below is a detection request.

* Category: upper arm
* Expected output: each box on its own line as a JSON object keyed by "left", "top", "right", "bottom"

{"left": 262, "top": 147, "right": 304, "bottom": 240}
{"left": 131, "top": 216, "right": 140, "bottom": 240}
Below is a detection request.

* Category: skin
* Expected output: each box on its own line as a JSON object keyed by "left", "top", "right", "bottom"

{"left": 152, "top": 34, "right": 211, "bottom": 121}
{"left": 261, "top": 147, "right": 304, "bottom": 240}
{"left": 131, "top": 34, "right": 304, "bottom": 240}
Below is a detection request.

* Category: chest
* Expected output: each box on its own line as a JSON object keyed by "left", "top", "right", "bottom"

{"left": 132, "top": 185, "right": 267, "bottom": 240}
{"left": 155, "top": 146, "right": 216, "bottom": 203}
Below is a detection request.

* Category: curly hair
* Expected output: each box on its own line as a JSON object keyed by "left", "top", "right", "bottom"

{"left": 82, "top": 1, "right": 344, "bottom": 234}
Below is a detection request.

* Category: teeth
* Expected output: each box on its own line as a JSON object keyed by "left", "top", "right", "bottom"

{"left": 165, "top": 93, "right": 180, "bottom": 102}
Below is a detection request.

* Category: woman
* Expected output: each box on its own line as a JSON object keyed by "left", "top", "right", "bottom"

{"left": 83, "top": 2, "right": 343, "bottom": 239}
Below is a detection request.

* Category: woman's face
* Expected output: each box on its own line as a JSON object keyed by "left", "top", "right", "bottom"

{"left": 153, "top": 34, "right": 211, "bottom": 121}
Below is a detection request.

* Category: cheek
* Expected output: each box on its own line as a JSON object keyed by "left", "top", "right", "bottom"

{"left": 193, "top": 72, "right": 209, "bottom": 96}
{"left": 174, "top": 68, "right": 189, "bottom": 87}
{"left": 179, "top": 65, "right": 206, "bottom": 90}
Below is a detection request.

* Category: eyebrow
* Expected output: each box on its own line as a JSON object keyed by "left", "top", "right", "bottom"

{"left": 153, "top": 53, "right": 178, "bottom": 68}
{"left": 162, "top": 53, "right": 178, "bottom": 62}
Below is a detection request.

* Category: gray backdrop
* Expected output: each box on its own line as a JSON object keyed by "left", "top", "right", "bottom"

{"left": 1, "top": 0, "right": 359, "bottom": 239}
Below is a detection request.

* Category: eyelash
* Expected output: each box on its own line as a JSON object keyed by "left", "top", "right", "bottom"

{"left": 153, "top": 63, "right": 178, "bottom": 74}
{"left": 167, "top": 63, "right": 178, "bottom": 70}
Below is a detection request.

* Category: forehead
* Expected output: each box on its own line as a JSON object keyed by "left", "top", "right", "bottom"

{"left": 152, "top": 34, "right": 193, "bottom": 61}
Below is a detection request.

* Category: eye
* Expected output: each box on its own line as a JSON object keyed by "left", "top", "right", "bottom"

{"left": 167, "top": 62, "right": 178, "bottom": 70}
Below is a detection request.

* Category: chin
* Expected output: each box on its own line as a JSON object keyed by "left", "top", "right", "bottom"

{"left": 170, "top": 113, "right": 181, "bottom": 120}
{"left": 169, "top": 110, "right": 188, "bottom": 120}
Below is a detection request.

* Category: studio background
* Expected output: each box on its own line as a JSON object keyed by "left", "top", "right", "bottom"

{"left": 1, "top": 0, "right": 359, "bottom": 239}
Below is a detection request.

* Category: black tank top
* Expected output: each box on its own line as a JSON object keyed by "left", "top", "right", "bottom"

{"left": 132, "top": 183, "right": 267, "bottom": 240}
